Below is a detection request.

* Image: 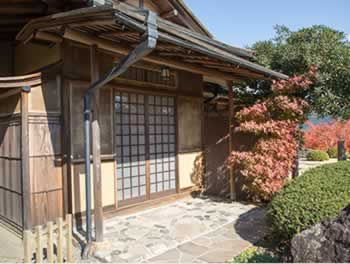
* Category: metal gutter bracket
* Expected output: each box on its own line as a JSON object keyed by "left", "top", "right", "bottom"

{"left": 83, "top": 9, "right": 158, "bottom": 258}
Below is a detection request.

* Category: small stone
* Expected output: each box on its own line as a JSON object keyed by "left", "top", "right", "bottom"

{"left": 154, "top": 224, "right": 166, "bottom": 229}
{"left": 112, "top": 249, "right": 122, "bottom": 256}
{"left": 94, "top": 250, "right": 112, "bottom": 263}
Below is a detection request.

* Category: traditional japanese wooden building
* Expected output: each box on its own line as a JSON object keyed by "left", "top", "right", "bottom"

{"left": 0, "top": 0, "right": 287, "bottom": 238}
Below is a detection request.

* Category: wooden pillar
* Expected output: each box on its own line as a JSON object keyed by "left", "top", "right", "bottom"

{"left": 21, "top": 88, "right": 31, "bottom": 229}
{"left": 90, "top": 44, "right": 104, "bottom": 242}
{"left": 61, "top": 41, "right": 73, "bottom": 216}
{"left": 227, "top": 81, "right": 236, "bottom": 200}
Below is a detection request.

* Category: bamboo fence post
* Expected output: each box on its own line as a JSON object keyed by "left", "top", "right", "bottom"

{"left": 47, "top": 221, "right": 54, "bottom": 263}
{"left": 57, "top": 217, "right": 64, "bottom": 263}
{"left": 35, "top": 226, "right": 43, "bottom": 262}
{"left": 66, "top": 214, "right": 73, "bottom": 262}
{"left": 23, "top": 230, "right": 32, "bottom": 263}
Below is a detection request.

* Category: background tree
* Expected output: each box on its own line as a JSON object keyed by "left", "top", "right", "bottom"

{"left": 304, "top": 119, "right": 350, "bottom": 151}
{"left": 236, "top": 25, "right": 350, "bottom": 119}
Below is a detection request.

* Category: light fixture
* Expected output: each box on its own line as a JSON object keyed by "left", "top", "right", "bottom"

{"left": 161, "top": 66, "right": 171, "bottom": 81}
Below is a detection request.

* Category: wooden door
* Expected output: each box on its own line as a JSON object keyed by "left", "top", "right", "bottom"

{"left": 114, "top": 92, "right": 176, "bottom": 206}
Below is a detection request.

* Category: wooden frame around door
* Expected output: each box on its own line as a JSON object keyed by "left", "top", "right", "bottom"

{"left": 113, "top": 88, "right": 178, "bottom": 208}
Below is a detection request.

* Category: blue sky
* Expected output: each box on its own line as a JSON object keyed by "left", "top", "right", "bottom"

{"left": 185, "top": 0, "right": 350, "bottom": 48}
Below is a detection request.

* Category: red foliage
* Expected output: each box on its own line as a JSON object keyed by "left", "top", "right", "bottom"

{"left": 227, "top": 67, "right": 317, "bottom": 201}
{"left": 304, "top": 119, "right": 350, "bottom": 151}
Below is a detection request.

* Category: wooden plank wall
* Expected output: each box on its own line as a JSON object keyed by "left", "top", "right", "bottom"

{"left": 0, "top": 94, "right": 23, "bottom": 229}
{"left": 28, "top": 75, "right": 64, "bottom": 226}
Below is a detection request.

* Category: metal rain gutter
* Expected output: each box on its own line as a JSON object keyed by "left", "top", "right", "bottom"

{"left": 82, "top": 9, "right": 158, "bottom": 256}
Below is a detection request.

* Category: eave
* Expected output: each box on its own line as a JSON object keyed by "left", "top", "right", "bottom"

{"left": 16, "top": 3, "right": 288, "bottom": 82}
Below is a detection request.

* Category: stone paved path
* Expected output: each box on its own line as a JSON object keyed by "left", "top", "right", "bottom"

{"left": 299, "top": 158, "right": 338, "bottom": 175}
{"left": 96, "top": 198, "right": 267, "bottom": 263}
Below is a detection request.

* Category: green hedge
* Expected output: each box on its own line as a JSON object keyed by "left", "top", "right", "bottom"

{"left": 267, "top": 161, "right": 350, "bottom": 241}
{"left": 306, "top": 150, "right": 329, "bottom": 161}
{"left": 231, "top": 247, "right": 278, "bottom": 263}
{"left": 327, "top": 148, "right": 338, "bottom": 159}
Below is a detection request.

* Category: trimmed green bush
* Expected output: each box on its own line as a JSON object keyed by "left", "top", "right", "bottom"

{"left": 231, "top": 247, "right": 279, "bottom": 263}
{"left": 327, "top": 147, "right": 338, "bottom": 159}
{"left": 306, "top": 150, "right": 329, "bottom": 161}
{"left": 267, "top": 161, "right": 350, "bottom": 241}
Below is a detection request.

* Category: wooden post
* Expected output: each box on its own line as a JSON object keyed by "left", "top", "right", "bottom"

{"left": 66, "top": 214, "right": 73, "bottom": 262}
{"left": 47, "top": 221, "right": 54, "bottom": 263}
{"left": 23, "top": 230, "right": 32, "bottom": 263}
{"left": 21, "top": 89, "right": 32, "bottom": 229}
{"left": 338, "top": 139, "right": 347, "bottom": 161}
{"left": 57, "top": 217, "right": 63, "bottom": 263}
{"left": 227, "top": 81, "right": 236, "bottom": 200}
{"left": 90, "top": 44, "right": 104, "bottom": 242}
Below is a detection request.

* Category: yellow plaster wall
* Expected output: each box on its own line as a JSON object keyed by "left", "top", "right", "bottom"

{"left": 71, "top": 161, "right": 115, "bottom": 214}
{"left": 178, "top": 151, "right": 202, "bottom": 189}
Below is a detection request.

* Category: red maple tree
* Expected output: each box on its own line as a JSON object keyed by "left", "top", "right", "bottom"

{"left": 227, "top": 67, "right": 317, "bottom": 201}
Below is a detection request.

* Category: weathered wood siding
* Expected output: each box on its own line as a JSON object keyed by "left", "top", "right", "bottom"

{"left": 15, "top": 43, "right": 61, "bottom": 75}
{"left": 203, "top": 112, "right": 230, "bottom": 196}
{"left": 204, "top": 108, "right": 258, "bottom": 199}
{"left": 176, "top": 71, "right": 203, "bottom": 189}
{"left": 28, "top": 74, "right": 64, "bottom": 225}
{"left": 0, "top": 94, "right": 22, "bottom": 228}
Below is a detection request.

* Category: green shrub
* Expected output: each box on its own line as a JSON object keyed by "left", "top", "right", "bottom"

{"left": 327, "top": 148, "right": 338, "bottom": 159}
{"left": 267, "top": 161, "right": 350, "bottom": 241}
{"left": 306, "top": 150, "right": 329, "bottom": 161}
{"left": 231, "top": 247, "right": 279, "bottom": 263}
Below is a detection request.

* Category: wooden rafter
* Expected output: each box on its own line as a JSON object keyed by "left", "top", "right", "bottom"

{"left": 161, "top": 9, "right": 179, "bottom": 19}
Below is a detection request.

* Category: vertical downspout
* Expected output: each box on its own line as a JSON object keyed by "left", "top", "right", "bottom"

{"left": 82, "top": 9, "right": 158, "bottom": 257}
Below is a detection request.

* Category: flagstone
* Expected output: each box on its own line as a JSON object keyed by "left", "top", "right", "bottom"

{"left": 89, "top": 197, "right": 267, "bottom": 263}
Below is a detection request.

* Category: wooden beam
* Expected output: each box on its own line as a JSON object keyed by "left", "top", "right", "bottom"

{"left": 60, "top": 29, "right": 239, "bottom": 81}
{"left": 36, "top": 31, "right": 63, "bottom": 43}
{"left": 34, "top": 30, "right": 240, "bottom": 81}
{"left": 0, "top": 88, "right": 22, "bottom": 100}
{"left": 99, "top": 31, "right": 138, "bottom": 38}
{"left": 227, "top": 81, "right": 236, "bottom": 201}
{"left": 21, "top": 89, "right": 32, "bottom": 229}
{"left": 161, "top": 9, "right": 179, "bottom": 19}
{"left": 90, "top": 44, "right": 104, "bottom": 242}
{"left": 203, "top": 64, "right": 267, "bottom": 79}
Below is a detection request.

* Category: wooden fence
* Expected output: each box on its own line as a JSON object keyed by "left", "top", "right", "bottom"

{"left": 23, "top": 214, "right": 73, "bottom": 263}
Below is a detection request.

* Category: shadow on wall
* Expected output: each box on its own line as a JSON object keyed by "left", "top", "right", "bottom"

{"left": 190, "top": 153, "right": 205, "bottom": 191}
